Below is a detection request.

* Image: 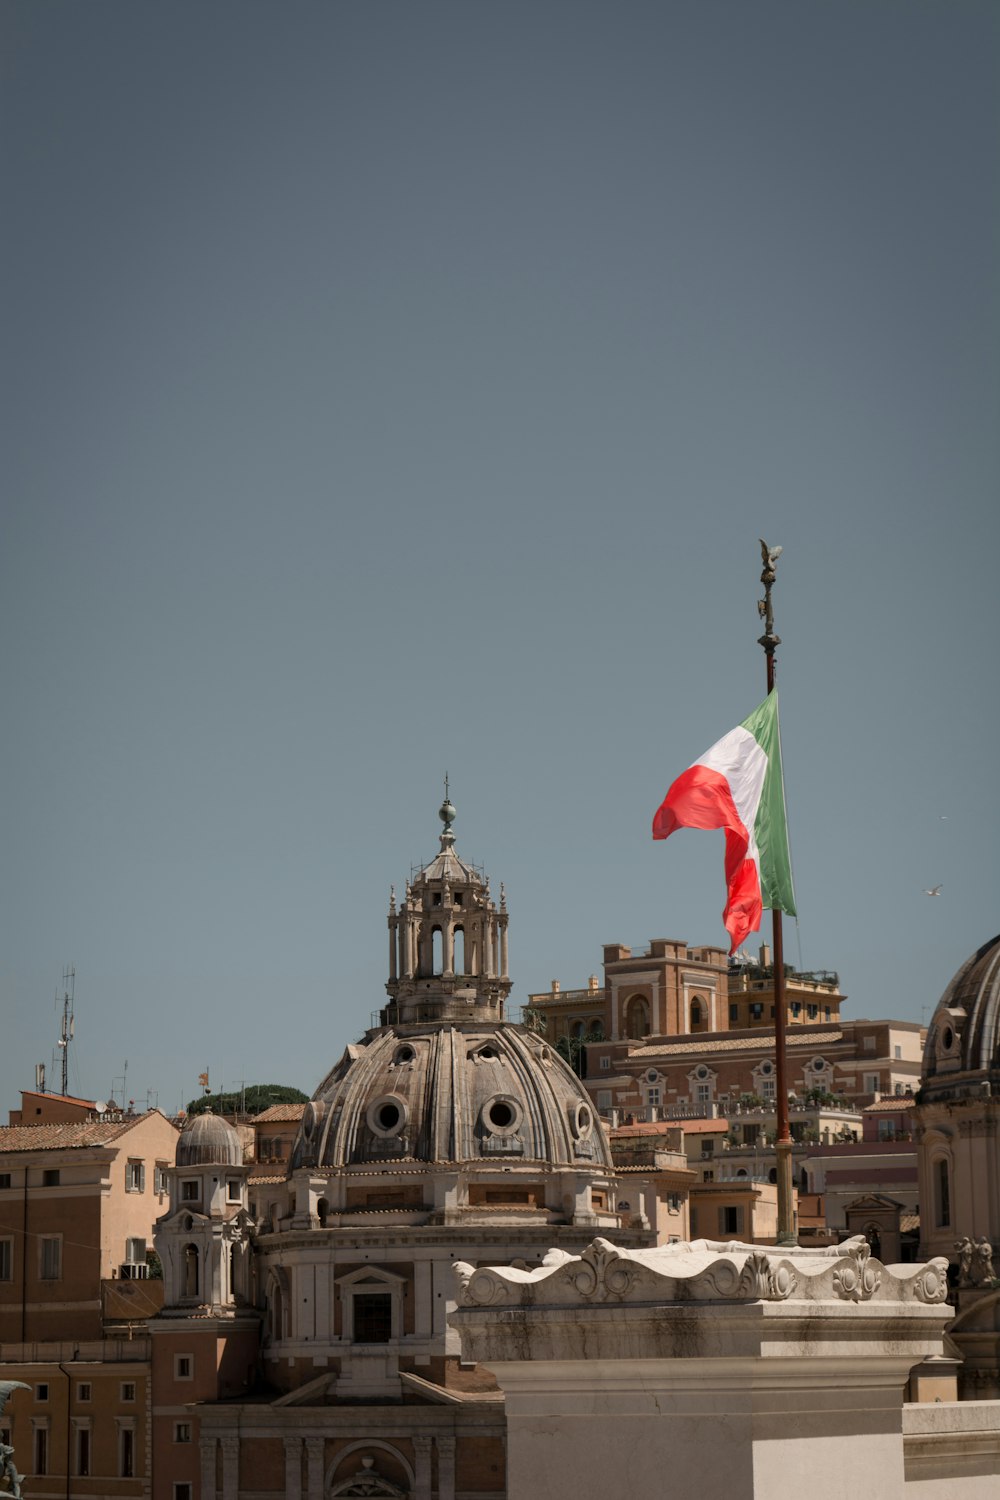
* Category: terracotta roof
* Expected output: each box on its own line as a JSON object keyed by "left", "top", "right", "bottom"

{"left": 863, "top": 1097, "right": 915, "bottom": 1113}
{"left": 627, "top": 1030, "right": 844, "bottom": 1058}
{"left": 253, "top": 1103, "right": 306, "bottom": 1124}
{"left": 0, "top": 1119, "right": 143, "bottom": 1153}
{"left": 900, "top": 1213, "right": 920, "bottom": 1233}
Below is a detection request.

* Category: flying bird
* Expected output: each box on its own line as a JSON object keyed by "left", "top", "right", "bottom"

{"left": 924, "top": 884, "right": 943, "bottom": 897}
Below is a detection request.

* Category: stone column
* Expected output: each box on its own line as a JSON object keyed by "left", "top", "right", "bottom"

{"left": 388, "top": 918, "right": 398, "bottom": 981}
{"left": 436, "top": 1433, "right": 456, "bottom": 1500}
{"left": 199, "top": 1437, "right": 217, "bottom": 1500}
{"left": 305, "top": 1435, "right": 325, "bottom": 1499}
{"left": 283, "top": 1435, "right": 302, "bottom": 1500}
{"left": 412, "top": 1433, "right": 432, "bottom": 1500}
{"left": 220, "top": 1434, "right": 240, "bottom": 1500}
{"left": 499, "top": 918, "right": 508, "bottom": 979}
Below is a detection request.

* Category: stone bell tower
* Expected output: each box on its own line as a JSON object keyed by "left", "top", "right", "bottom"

{"left": 383, "top": 788, "right": 511, "bottom": 1025}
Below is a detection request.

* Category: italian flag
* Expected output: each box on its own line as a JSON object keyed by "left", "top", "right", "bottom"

{"left": 652, "top": 691, "right": 796, "bottom": 953}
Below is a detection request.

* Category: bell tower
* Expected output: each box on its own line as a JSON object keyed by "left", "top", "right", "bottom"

{"left": 384, "top": 788, "right": 510, "bottom": 1025}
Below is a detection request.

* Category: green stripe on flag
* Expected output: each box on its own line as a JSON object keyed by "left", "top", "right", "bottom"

{"left": 740, "top": 691, "right": 797, "bottom": 917}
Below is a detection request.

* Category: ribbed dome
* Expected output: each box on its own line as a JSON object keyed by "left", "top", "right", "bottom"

{"left": 921, "top": 933, "right": 1000, "bottom": 1094}
{"left": 291, "top": 1023, "right": 612, "bottom": 1172}
{"left": 176, "top": 1108, "right": 243, "bottom": 1167}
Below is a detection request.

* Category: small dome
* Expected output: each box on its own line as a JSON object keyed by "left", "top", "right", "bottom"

{"left": 176, "top": 1108, "right": 243, "bottom": 1168}
{"left": 292, "top": 1023, "right": 611, "bottom": 1173}
{"left": 921, "top": 933, "right": 1000, "bottom": 1094}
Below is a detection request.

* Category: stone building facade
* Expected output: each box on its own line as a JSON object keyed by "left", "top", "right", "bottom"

{"left": 150, "top": 799, "right": 654, "bottom": 1500}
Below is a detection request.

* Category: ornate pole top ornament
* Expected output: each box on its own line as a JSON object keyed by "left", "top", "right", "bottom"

{"left": 439, "top": 773, "right": 457, "bottom": 849}
{"left": 757, "top": 538, "right": 783, "bottom": 656}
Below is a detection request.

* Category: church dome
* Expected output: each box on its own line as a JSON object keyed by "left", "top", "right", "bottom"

{"left": 921, "top": 933, "right": 1000, "bottom": 1095}
{"left": 292, "top": 1022, "right": 611, "bottom": 1172}
{"left": 176, "top": 1108, "right": 243, "bottom": 1167}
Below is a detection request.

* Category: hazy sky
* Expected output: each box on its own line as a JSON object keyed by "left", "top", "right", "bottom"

{"left": 3, "top": 2, "right": 997, "bottom": 1116}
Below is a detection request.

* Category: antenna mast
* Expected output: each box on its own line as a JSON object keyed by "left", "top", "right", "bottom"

{"left": 55, "top": 965, "right": 76, "bottom": 1097}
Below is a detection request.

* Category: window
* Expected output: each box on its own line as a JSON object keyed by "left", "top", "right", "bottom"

{"left": 226, "top": 1179, "right": 241, "bottom": 1202}
{"left": 646, "top": 1087, "right": 660, "bottom": 1108}
{"left": 863, "top": 1036, "right": 876, "bottom": 1052}
{"left": 701, "top": 1139, "right": 714, "bottom": 1158}
{"left": 154, "top": 1163, "right": 168, "bottom": 1194}
{"left": 125, "top": 1160, "right": 145, "bottom": 1192}
{"left": 750, "top": 1003, "right": 764, "bottom": 1021}
{"left": 597, "top": 1090, "right": 612, "bottom": 1110}
{"left": 667, "top": 1193, "right": 681, "bottom": 1212}
{"left": 864, "top": 1073, "right": 880, "bottom": 1093}
{"left": 120, "top": 1382, "right": 136, "bottom": 1403}
{"left": 790, "top": 1002, "right": 801, "bottom": 1018}
{"left": 0, "top": 1173, "right": 11, "bottom": 1189}
{"left": 935, "top": 1159, "right": 951, "bottom": 1228}
{"left": 77, "top": 1383, "right": 91, "bottom": 1402}
{"left": 0, "top": 1239, "right": 12, "bottom": 1281}
{"left": 174, "top": 1421, "right": 192, "bottom": 1444}
{"left": 125, "top": 1237, "right": 147, "bottom": 1269}
{"left": 353, "top": 1293, "right": 393, "bottom": 1343}
{"left": 33, "top": 1424, "right": 48, "bottom": 1475}
{"left": 703, "top": 1169, "right": 714, "bottom": 1182}
{"left": 721, "top": 1205, "right": 744, "bottom": 1235}
{"left": 42, "top": 1169, "right": 60, "bottom": 1187}
{"left": 119, "top": 1423, "right": 135, "bottom": 1478}
{"left": 894, "top": 1045, "right": 902, "bottom": 1060}
{"left": 696, "top": 1083, "right": 711, "bottom": 1103}
{"left": 174, "top": 1355, "right": 192, "bottom": 1380}
{"left": 807, "top": 1005, "right": 818, "bottom": 1020}
{"left": 599, "top": 1056, "right": 611, "bottom": 1070}
{"left": 39, "top": 1237, "right": 61, "bottom": 1280}
{"left": 181, "top": 1180, "right": 199, "bottom": 1201}
{"left": 895, "top": 1082, "right": 906, "bottom": 1096}
{"left": 175, "top": 1485, "right": 194, "bottom": 1500}
{"left": 75, "top": 1423, "right": 91, "bottom": 1477}
{"left": 36, "top": 1384, "right": 49, "bottom": 1402}
{"left": 729, "top": 1002, "right": 739, "bottom": 1024}
{"left": 761, "top": 1079, "right": 776, "bottom": 1100}
{"left": 878, "top": 1120, "right": 896, "bottom": 1142}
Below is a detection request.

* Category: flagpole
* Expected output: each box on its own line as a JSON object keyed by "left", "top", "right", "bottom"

{"left": 758, "top": 540, "right": 796, "bottom": 1246}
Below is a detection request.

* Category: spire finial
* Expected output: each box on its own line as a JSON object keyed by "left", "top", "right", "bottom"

{"left": 439, "top": 774, "right": 457, "bottom": 848}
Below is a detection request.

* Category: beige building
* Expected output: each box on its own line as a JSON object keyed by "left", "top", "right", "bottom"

{"left": 0, "top": 1098, "right": 179, "bottom": 1494}
{"left": 527, "top": 939, "right": 924, "bottom": 1118}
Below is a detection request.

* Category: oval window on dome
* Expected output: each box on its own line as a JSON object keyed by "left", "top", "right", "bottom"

{"left": 571, "top": 1101, "right": 592, "bottom": 1139}
{"left": 941, "top": 1026, "right": 954, "bottom": 1052}
{"left": 483, "top": 1096, "right": 520, "bottom": 1135}
{"left": 393, "top": 1045, "right": 416, "bottom": 1067}
{"left": 366, "top": 1095, "right": 407, "bottom": 1138}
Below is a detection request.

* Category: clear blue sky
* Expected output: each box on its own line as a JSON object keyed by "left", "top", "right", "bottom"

{"left": 3, "top": 2, "right": 997, "bottom": 1115}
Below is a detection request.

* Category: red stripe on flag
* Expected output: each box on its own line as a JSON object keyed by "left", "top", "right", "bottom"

{"left": 652, "top": 764, "right": 762, "bottom": 952}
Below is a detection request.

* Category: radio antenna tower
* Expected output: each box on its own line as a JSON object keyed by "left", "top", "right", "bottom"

{"left": 55, "top": 965, "right": 76, "bottom": 1097}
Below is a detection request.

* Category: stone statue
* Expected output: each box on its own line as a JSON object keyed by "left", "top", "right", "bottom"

{"left": 0, "top": 1441, "right": 25, "bottom": 1499}
{"left": 974, "top": 1236, "right": 996, "bottom": 1286}
{"left": 0, "top": 1380, "right": 29, "bottom": 1497}
{"left": 955, "top": 1236, "right": 974, "bottom": 1285}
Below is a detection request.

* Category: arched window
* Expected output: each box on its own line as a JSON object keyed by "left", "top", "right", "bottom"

{"left": 690, "top": 997, "right": 705, "bottom": 1032}
{"left": 431, "top": 927, "right": 443, "bottom": 975}
{"left": 454, "top": 926, "right": 466, "bottom": 974}
{"left": 183, "top": 1243, "right": 199, "bottom": 1299}
{"left": 317, "top": 1197, "right": 330, "bottom": 1227}
{"left": 571, "top": 1019, "right": 586, "bottom": 1040}
{"left": 589, "top": 1019, "right": 605, "bottom": 1041}
{"left": 624, "top": 995, "right": 650, "bottom": 1040}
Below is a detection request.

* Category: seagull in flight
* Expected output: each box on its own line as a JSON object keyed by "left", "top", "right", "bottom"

{"left": 924, "top": 884, "right": 943, "bottom": 897}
